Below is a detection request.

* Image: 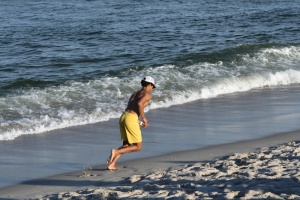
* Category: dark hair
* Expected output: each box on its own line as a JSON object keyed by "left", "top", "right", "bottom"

{"left": 141, "top": 80, "right": 152, "bottom": 87}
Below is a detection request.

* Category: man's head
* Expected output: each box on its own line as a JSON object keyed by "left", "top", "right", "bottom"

{"left": 141, "top": 76, "right": 156, "bottom": 89}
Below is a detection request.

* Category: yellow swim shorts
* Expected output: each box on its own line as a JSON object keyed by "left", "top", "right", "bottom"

{"left": 119, "top": 111, "right": 142, "bottom": 144}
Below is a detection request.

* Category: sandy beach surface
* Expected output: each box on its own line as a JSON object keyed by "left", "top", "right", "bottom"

{"left": 1, "top": 130, "right": 300, "bottom": 200}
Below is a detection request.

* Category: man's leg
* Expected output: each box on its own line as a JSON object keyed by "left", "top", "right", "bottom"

{"left": 107, "top": 141, "right": 130, "bottom": 164}
{"left": 107, "top": 142, "right": 142, "bottom": 170}
{"left": 119, "top": 141, "right": 130, "bottom": 149}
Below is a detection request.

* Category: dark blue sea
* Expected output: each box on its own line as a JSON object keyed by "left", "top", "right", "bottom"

{"left": 1, "top": 0, "right": 300, "bottom": 189}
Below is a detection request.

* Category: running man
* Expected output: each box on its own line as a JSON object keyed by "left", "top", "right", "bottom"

{"left": 107, "top": 76, "right": 156, "bottom": 171}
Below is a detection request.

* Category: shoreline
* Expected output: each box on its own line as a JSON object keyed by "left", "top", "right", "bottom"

{"left": 1, "top": 129, "right": 300, "bottom": 199}
{"left": 1, "top": 85, "right": 300, "bottom": 199}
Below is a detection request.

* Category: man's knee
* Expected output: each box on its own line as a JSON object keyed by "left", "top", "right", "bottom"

{"left": 135, "top": 143, "right": 142, "bottom": 151}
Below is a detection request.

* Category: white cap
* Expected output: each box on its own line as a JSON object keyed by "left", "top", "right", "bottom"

{"left": 143, "top": 76, "right": 156, "bottom": 88}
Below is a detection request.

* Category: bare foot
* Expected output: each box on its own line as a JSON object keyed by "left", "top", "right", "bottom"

{"left": 107, "top": 167, "right": 117, "bottom": 171}
{"left": 107, "top": 149, "right": 117, "bottom": 166}
{"left": 107, "top": 150, "right": 122, "bottom": 171}
{"left": 107, "top": 159, "right": 117, "bottom": 171}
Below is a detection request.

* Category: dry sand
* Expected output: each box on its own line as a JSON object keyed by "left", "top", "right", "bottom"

{"left": 1, "top": 130, "right": 300, "bottom": 200}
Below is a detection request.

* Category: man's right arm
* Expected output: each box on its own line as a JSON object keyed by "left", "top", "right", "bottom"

{"left": 138, "top": 93, "right": 152, "bottom": 127}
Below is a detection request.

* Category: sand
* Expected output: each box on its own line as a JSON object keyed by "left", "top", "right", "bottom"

{"left": 1, "top": 130, "right": 300, "bottom": 200}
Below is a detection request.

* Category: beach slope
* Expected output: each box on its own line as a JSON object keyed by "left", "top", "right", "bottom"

{"left": 1, "top": 130, "right": 300, "bottom": 199}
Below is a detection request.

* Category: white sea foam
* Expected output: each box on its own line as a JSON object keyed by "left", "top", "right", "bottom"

{"left": 1, "top": 46, "right": 300, "bottom": 140}
{"left": 150, "top": 69, "right": 300, "bottom": 109}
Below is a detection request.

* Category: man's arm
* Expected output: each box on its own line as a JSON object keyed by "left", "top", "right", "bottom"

{"left": 138, "top": 93, "right": 152, "bottom": 127}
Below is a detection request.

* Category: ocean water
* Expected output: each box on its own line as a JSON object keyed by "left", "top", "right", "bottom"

{"left": 1, "top": 0, "right": 300, "bottom": 141}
